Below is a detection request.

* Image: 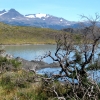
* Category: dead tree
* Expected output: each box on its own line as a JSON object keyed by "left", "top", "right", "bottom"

{"left": 42, "top": 14, "right": 100, "bottom": 99}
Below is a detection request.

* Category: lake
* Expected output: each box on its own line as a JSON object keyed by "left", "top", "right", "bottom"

{"left": 1, "top": 44, "right": 56, "bottom": 63}
{"left": 1, "top": 44, "right": 100, "bottom": 82}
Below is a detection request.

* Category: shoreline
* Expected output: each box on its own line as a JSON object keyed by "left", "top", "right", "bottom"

{"left": 0, "top": 43, "right": 56, "bottom": 46}
{"left": 15, "top": 57, "right": 59, "bottom": 71}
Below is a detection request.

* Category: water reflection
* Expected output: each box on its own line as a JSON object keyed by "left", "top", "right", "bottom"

{"left": 37, "top": 67, "right": 100, "bottom": 83}
{"left": 2, "top": 44, "right": 56, "bottom": 63}
{"left": 37, "top": 67, "right": 78, "bottom": 83}
{"left": 1, "top": 44, "right": 100, "bottom": 82}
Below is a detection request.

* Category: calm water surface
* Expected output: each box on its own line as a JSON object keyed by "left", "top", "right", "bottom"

{"left": 2, "top": 44, "right": 56, "bottom": 63}
{"left": 1, "top": 44, "right": 100, "bottom": 82}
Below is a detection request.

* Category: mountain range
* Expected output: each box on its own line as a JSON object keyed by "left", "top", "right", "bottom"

{"left": 0, "top": 8, "right": 97, "bottom": 30}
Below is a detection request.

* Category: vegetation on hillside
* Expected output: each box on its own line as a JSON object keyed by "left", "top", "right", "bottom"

{"left": 0, "top": 22, "right": 82, "bottom": 45}
{"left": 0, "top": 22, "right": 64, "bottom": 44}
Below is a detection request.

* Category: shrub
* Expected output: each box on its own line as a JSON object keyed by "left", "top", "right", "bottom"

{"left": 0, "top": 75, "right": 15, "bottom": 92}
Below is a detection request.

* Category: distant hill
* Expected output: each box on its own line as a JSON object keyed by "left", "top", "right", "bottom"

{"left": 0, "top": 8, "right": 78, "bottom": 30}
{"left": 0, "top": 22, "right": 69, "bottom": 45}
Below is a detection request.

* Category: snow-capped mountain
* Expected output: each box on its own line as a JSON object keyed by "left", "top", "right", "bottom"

{"left": 0, "top": 9, "right": 24, "bottom": 19}
{"left": 25, "top": 13, "right": 75, "bottom": 25}
{"left": 0, "top": 9, "right": 77, "bottom": 30}
{"left": 25, "top": 13, "right": 49, "bottom": 18}
{"left": 0, "top": 9, "right": 7, "bottom": 15}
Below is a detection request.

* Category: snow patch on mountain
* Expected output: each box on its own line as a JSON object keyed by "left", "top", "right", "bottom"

{"left": 46, "top": 15, "right": 49, "bottom": 18}
{"left": 25, "top": 13, "right": 50, "bottom": 19}
{"left": 60, "top": 19, "right": 63, "bottom": 21}
{"left": 25, "top": 15, "right": 35, "bottom": 18}
{"left": 35, "top": 13, "right": 46, "bottom": 18}
{"left": 12, "top": 18, "right": 16, "bottom": 19}
{"left": 0, "top": 11, "right": 8, "bottom": 16}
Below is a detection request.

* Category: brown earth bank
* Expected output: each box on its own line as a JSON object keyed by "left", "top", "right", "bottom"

{"left": 15, "top": 57, "right": 59, "bottom": 71}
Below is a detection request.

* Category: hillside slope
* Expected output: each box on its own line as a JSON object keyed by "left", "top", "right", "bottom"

{"left": 0, "top": 22, "right": 66, "bottom": 45}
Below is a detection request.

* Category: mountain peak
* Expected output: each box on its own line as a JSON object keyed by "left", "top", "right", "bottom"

{"left": 0, "top": 8, "right": 24, "bottom": 18}
{"left": 0, "top": 9, "right": 6, "bottom": 14}
{"left": 8, "top": 8, "right": 19, "bottom": 13}
{"left": 2, "top": 9, "right": 6, "bottom": 12}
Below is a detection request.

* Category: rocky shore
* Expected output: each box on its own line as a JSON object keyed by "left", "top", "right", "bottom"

{"left": 15, "top": 57, "right": 59, "bottom": 71}
{"left": 0, "top": 49, "right": 59, "bottom": 72}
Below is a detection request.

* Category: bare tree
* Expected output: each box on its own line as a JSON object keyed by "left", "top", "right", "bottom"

{"left": 42, "top": 14, "right": 100, "bottom": 99}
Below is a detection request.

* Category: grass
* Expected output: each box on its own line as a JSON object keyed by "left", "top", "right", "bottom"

{"left": 0, "top": 22, "right": 64, "bottom": 45}
{"left": 0, "top": 56, "right": 69, "bottom": 100}
{"left": 0, "top": 70, "right": 59, "bottom": 100}
{"left": 0, "top": 22, "right": 82, "bottom": 45}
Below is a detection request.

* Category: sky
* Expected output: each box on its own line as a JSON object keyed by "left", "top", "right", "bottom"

{"left": 0, "top": 0, "right": 99, "bottom": 21}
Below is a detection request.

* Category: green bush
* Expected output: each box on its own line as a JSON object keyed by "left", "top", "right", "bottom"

{"left": 0, "top": 75, "right": 15, "bottom": 91}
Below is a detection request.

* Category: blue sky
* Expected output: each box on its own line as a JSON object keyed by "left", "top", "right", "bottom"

{"left": 0, "top": 0, "right": 99, "bottom": 21}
